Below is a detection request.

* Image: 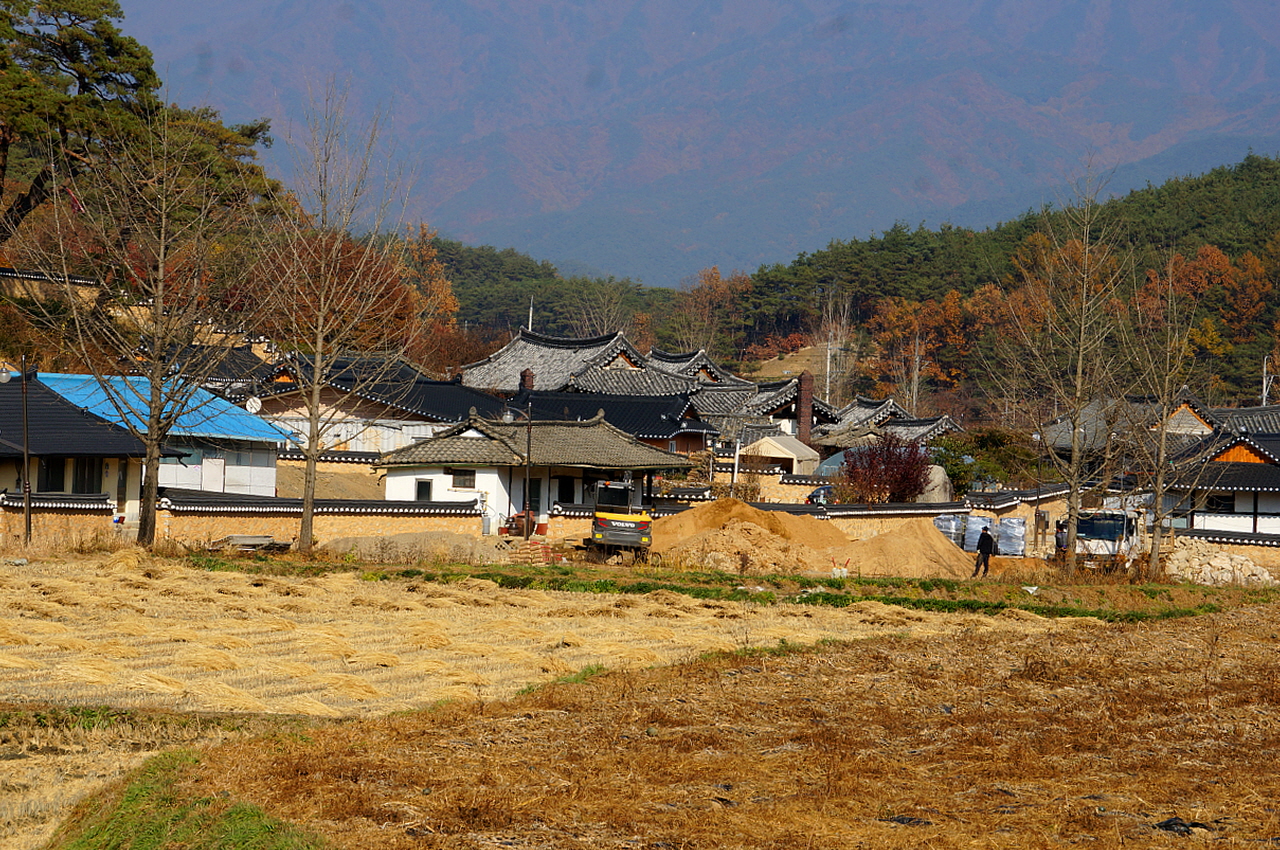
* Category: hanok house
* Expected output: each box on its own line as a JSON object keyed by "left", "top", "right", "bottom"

{"left": 505, "top": 390, "right": 719, "bottom": 454}
{"left": 0, "top": 374, "right": 171, "bottom": 536}
{"left": 251, "top": 355, "right": 508, "bottom": 455}
{"left": 1166, "top": 433, "right": 1280, "bottom": 537}
{"left": 461, "top": 329, "right": 684, "bottom": 395}
{"left": 40, "top": 373, "right": 290, "bottom": 498}
{"left": 377, "top": 413, "right": 692, "bottom": 536}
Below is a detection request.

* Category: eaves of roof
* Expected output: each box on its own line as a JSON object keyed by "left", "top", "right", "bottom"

{"left": 1168, "top": 460, "right": 1280, "bottom": 493}
{"left": 378, "top": 414, "right": 693, "bottom": 470}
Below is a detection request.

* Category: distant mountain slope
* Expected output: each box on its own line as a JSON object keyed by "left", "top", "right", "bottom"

{"left": 122, "top": 0, "right": 1280, "bottom": 285}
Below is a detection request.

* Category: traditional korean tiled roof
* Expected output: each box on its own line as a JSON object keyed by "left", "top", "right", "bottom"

{"left": 688, "top": 384, "right": 760, "bottom": 416}
{"left": 40, "top": 373, "right": 290, "bottom": 444}
{"left": 257, "top": 355, "right": 507, "bottom": 423}
{"left": 156, "top": 487, "right": 481, "bottom": 515}
{"left": 0, "top": 491, "right": 115, "bottom": 511}
{"left": 378, "top": 414, "right": 693, "bottom": 470}
{"left": 965, "top": 485, "right": 1070, "bottom": 510}
{"left": 883, "top": 416, "right": 963, "bottom": 443}
{"left": 1177, "top": 528, "right": 1280, "bottom": 547}
{"left": 507, "top": 391, "right": 718, "bottom": 441}
{"left": 565, "top": 364, "right": 697, "bottom": 396}
{"left": 825, "top": 501, "right": 969, "bottom": 517}
{"left": 1210, "top": 404, "right": 1280, "bottom": 435}
{"left": 700, "top": 415, "right": 779, "bottom": 445}
{"left": 0, "top": 266, "right": 97, "bottom": 287}
{"left": 168, "top": 345, "right": 276, "bottom": 395}
{"left": 277, "top": 449, "right": 382, "bottom": 464}
{"left": 831, "top": 396, "right": 912, "bottom": 429}
{"left": 647, "top": 348, "right": 754, "bottom": 386}
{"left": 814, "top": 415, "right": 962, "bottom": 449}
{"left": 461, "top": 329, "right": 646, "bottom": 393}
{"left": 1169, "top": 460, "right": 1280, "bottom": 493}
{"left": 740, "top": 378, "right": 839, "bottom": 421}
{"left": 0, "top": 377, "right": 154, "bottom": 459}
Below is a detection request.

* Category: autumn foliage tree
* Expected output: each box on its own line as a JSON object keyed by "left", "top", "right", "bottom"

{"left": 831, "top": 435, "right": 931, "bottom": 504}
{"left": 667, "top": 266, "right": 752, "bottom": 356}
{"left": 252, "top": 83, "right": 428, "bottom": 554}
{"left": 402, "top": 223, "right": 459, "bottom": 372}
{"left": 8, "top": 103, "right": 274, "bottom": 546}
{"left": 989, "top": 180, "right": 1131, "bottom": 573}
{"left": 863, "top": 289, "right": 980, "bottom": 415}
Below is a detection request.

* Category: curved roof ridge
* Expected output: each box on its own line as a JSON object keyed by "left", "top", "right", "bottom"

{"left": 516, "top": 328, "right": 625, "bottom": 349}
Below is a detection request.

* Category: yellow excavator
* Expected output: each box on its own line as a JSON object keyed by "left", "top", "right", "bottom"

{"left": 589, "top": 478, "right": 652, "bottom": 558}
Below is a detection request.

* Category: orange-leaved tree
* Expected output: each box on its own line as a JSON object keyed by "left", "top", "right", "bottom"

{"left": 668, "top": 266, "right": 752, "bottom": 356}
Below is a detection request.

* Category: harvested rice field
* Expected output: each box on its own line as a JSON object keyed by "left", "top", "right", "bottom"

{"left": 3, "top": 547, "right": 1280, "bottom": 849}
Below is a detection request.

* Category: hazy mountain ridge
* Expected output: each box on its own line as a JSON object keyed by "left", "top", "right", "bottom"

{"left": 123, "top": 0, "right": 1280, "bottom": 284}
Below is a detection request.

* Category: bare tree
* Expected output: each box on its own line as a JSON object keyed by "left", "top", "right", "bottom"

{"left": 252, "top": 84, "right": 431, "bottom": 554}
{"left": 8, "top": 104, "right": 272, "bottom": 546}
{"left": 988, "top": 176, "right": 1133, "bottom": 573}
{"left": 667, "top": 266, "right": 751, "bottom": 355}
{"left": 569, "top": 277, "right": 634, "bottom": 338}
{"left": 1115, "top": 247, "right": 1225, "bottom": 577}
{"left": 813, "top": 286, "right": 863, "bottom": 407}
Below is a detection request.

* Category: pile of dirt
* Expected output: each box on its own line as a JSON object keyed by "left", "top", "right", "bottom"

{"left": 653, "top": 499, "right": 849, "bottom": 553}
{"left": 659, "top": 519, "right": 826, "bottom": 575}
{"left": 654, "top": 499, "right": 971, "bottom": 578}
{"left": 825, "top": 517, "right": 974, "bottom": 578}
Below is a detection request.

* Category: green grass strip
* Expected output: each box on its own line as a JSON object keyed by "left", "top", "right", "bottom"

{"left": 46, "top": 749, "right": 326, "bottom": 850}
{"left": 794, "top": 591, "right": 1220, "bottom": 623}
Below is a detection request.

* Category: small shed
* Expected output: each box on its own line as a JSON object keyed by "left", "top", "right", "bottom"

{"left": 740, "top": 434, "right": 820, "bottom": 476}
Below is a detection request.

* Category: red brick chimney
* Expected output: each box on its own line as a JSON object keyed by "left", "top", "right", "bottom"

{"left": 797, "top": 370, "right": 814, "bottom": 446}
{"left": 519, "top": 368, "right": 535, "bottom": 392}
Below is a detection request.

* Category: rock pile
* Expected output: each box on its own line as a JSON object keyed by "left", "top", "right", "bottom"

{"left": 1163, "top": 537, "right": 1278, "bottom": 587}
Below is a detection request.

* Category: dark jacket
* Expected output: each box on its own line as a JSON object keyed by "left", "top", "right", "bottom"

{"left": 977, "top": 530, "right": 995, "bottom": 555}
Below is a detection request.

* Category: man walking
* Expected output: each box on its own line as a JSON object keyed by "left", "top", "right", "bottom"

{"left": 973, "top": 526, "right": 995, "bottom": 578}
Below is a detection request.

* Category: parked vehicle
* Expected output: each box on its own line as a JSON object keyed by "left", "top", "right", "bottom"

{"left": 1075, "top": 509, "right": 1141, "bottom": 568}
{"left": 806, "top": 484, "right": 838, "bottom": 505}
{"left": 589, "top": 479, "right": 652, "bottom": 558}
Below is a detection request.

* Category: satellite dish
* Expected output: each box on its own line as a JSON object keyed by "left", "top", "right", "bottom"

{"left": 244, "top": 396, "right": 262, "bottom": 414}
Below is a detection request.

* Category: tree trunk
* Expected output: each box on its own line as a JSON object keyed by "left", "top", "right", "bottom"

{"left": 137, "top": 438, "right": 162, "bottom": 547}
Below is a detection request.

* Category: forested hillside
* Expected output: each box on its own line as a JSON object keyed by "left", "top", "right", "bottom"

{"left": 434, "top": 155, "right": 1280, "bottom": 418}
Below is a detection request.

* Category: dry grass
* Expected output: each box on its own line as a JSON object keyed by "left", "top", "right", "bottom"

{"left": 3, "top": 549, "right": 1279, "bottom": 848}
{"left": 185, "top": 605, "right": 1280, "bottom": 849}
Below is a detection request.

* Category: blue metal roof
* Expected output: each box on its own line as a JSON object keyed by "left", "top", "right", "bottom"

{"left": 40, "top": 374, "right": 290, "bottom": 444}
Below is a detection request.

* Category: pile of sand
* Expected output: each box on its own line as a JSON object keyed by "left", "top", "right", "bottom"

{"left": 660, "top": 519, "right": 825, "bottom": 575}
{"left": 652, "top": 499, "right": 850, "bottom": 553}
{"left": 825, "top": 518, "right": 974, "bottom": 578}
{"left": 654, "top": 500, "right": 971, "bottom": 578}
